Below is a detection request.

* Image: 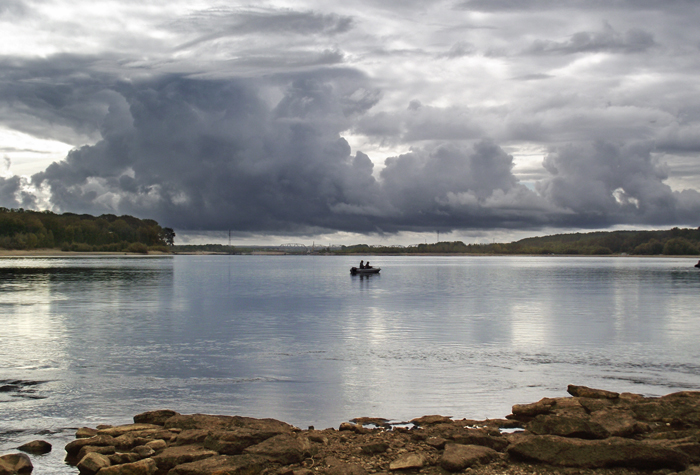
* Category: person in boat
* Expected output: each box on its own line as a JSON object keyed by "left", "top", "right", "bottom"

{"left": 365, "top": 261, "right": 372, "bottom": 269}
{"left": 695, "top": 260, "right": 700, "bottom": 268}
{"left": 359, "top": 260, "right": 365, "bottom": 269}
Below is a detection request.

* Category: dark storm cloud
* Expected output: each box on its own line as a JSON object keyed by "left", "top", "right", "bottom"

{"left": 27, "top": 72, "right": 567, "bottom": 234}
{"left": 524, "top": 23, "right": 655, "bottom": 55}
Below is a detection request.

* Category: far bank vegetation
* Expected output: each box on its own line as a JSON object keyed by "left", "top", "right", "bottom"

{"left": 0, "top": 208, "right": 174, "bottom": 253}
{"left": 339, "top": 227, "right": 700, "bottom": 256}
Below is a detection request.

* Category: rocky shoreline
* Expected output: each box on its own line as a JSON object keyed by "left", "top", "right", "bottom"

{"left": 4, "top": 385, "right": 700, "bottom": 474}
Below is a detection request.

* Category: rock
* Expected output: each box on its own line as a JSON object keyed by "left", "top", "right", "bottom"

{"left": 172, "top": 430, "right": 209, "bottom": 446}
{"left": 0, "top": 453, "right": 33, "bottom": 474}
{"left": 76, "top": 445, "right": 116, "bottom": 461}
{"left": 77, "top": 452, "right": 111, "bottom": 475}
{"left": 360, "top": 442, "right": 389, "bottom": 454}
{"left": 151, "top": 445, "right": 218, "bottom": 472}
{"left": 338, "top": 422, "right": 367, "bottom": 433}
{"left": 17, "top": 440, "right": 51, "bottom": 454}
{"left": 167, "top": 454, "right": 265, "bottom": 475}
{"left": 144, "top": 439, "right": 167, "bottom": 452}
{"left": 242, "top": 433, "right": 313, "bottom": 464}
{"left": 508, "top": 434, "right": 690, "bottom": 470}
{"left": 411, "top": 415, "right": 453, "bottom": 426}
{"left": 450, "top": 428, "right": 509, "bottom": 452}
{"left": 425, "top": 436, "right": 448, "bottom": 449}
{"left": 65, "top": 435, "right": 118, "bottom": 457}
{"left": 76, "top": 427, "right": 99, "bottom": 439}
{"left": 589, "top": 409, "right": 650, "bottom": 437}
{"left": 389, "top": 452, "right": 428, "bottom": 470}
{"left": 567, "top": 385, "right": 620, "bottom": 399}
{"left": 510, "top": 398, "right": 556, "bottom": 419}
{"left": 526, "top": 414, "right": 610, "bottom": 439}
{"left": 164, "top": 414, "right": 295, "bottom": 434}
{"left": 108, "top": 453, "right": 141, "bottom": 465}
{"left": 440, "top": 444, "right": 499, "bottom": 472}
{"left": 133, "top": 409, "right": 180, "bottom": 426}
{"left": 97, "top": 458, "right": 157, "bottom": 475}
{"left": 131, "top": 445, "right": 155, "bottom": 458}
{"left": 96, "top": 424, "right": 163, "bottom": 438}
{"left": 202, "top": 427, "right": 288, "bottom": 455}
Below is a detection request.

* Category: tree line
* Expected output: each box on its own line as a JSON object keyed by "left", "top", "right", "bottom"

{"left": 0, "top": 208, "right": 175, "bottom": 253}
{"left": 338, "top": 227, "right": 700, "bottom": 256}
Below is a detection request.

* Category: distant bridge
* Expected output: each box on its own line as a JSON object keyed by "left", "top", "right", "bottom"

{"left": 278, "top": 243, "right": 308, "bottom": 252}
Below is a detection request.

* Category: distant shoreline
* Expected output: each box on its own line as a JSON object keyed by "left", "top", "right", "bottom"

{"left": 0, "top": 249, "right": 698, "bottom": 259}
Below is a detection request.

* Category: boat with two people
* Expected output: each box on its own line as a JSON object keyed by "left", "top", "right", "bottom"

{"left": 350, "top": 260, "right": 380, "bottom": 275}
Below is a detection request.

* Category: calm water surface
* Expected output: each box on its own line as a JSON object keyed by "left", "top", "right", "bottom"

{"left": 1, "top": 255, "right": 699, "bottom": 472}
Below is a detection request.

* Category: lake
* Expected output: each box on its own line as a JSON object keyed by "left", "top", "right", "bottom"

{"left": 1, "top": 254, "right": 699, "bottom": 472}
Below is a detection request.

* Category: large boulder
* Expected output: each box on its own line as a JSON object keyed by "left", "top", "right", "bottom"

{"left": 167, "top": 454, "right": 265, "bottom": 475}
{"left": 0, "top": 453, "right": 33, "bottom": 474}
{"left": 133, "top": 409, "right": 180, "bottom": 426}
{"left": 97, "top": 424, "right": 163, "bottom": 438}
{"left": 164, "top": 414, "right": 294, "bottom": 434}
{"left": 66, "top": 435, "right": 118, "bottom": 457}
{"left": 203, "top": 427, "right": 287, "bottom": 455}
{"left": 17, "top": 440, "right": 51, "bottom": 455}
{"left": 151, "top": 445, "right": 217, "bottom": 472}
{"left": 389, "top": 452, "right": 429, "bottom": 470}
{"left": 508, "top": 434, "right": 690, "bottom": 470}
{"left": 242, "top": 433, "right": 312, "bottom": 464}
{"left": 96, "top": 458, "right": 157, "bottom": 475}
{"left": 526, "top": 414, "right": 610, "bottom": 439}
{"left": 440, "top": 444, "right": 499, "bottom": 472}
{"left": 567, "top": 385, "right": 620, "bottom": 399}
{"left": 76, "top": 452, "right": 111, "bottom": 475}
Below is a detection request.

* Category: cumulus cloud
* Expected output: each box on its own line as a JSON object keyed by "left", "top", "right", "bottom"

{"left": 524, "top": 23, "right": 655, "bottom": 55}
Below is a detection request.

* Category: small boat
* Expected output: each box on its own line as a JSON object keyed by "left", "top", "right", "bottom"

{"left": 350, "top": 266, "right": 380, "bottom": 275}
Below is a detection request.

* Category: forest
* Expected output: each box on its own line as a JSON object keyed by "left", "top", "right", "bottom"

{"left": 338, "top": 227, "right": 700, "bottom": 256}
{"left": 0, "top": 208, "right": 174, "bottom": 252}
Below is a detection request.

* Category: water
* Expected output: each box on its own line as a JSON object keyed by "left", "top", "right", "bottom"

{"left": 1, "top": 254, "right": 699, "bottom": 472}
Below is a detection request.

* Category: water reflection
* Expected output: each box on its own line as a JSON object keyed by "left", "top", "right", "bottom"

{"left": 1, "top": 255, "right": 700, "bottom": 468}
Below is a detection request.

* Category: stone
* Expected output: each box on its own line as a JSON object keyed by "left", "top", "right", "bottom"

{"left": 508, "top": 434, "right": 690, "bottom": 470}
{"left": 203, "top": 427, "right": 287, "bottom": 455}
{"left": 76, "top": 445, "right": 116, "bottom": 461}
{"left": 133, "top": 409, "right": 180, "bottom": 426}
{"left": 172, "top": 430, "right": 209, "bottom": 446}
{"left": 567, "top": 385, "right": 620, "bottom": 399}
{"left": 17, "top": 440, "right": 51, "bottom": 454}
{"left": 510, "top": 398, "right": 556, "bottom": 419}
{"left": 109, "top": 453, "right": 141, "bottom": 465}
{"left": 144, "top": 439, "right": 167, "bottom": 452}
{"left": 77, "top": 452, "right": 111, "bottom": 475}
{"left": 450, "top": 429, "right": 509, "bottom": 451}
{"left": 151, "top": 445, "right": 218, "bottom": 472}
{"left": 360, "top": 442, "right": 389, "bottom": 454}
{"left": 131, "top": 445, "right": 155, "bottom": 458}
{"left": 97, "top": 424, "right": 163, "bottom": 438}
{"left": 526, "top": 414, "right": 610, "bottom": 439}
{"left": 242, "top": 433, "right": 313, "bottom": 464}
{"left": 389, "top": 452, "right": 428, "bottom": 470}
{"left": 97, "top": 458, "right": 157, "bottom": 475}
{"left": 167, "top": 454, "right": 265, "bottom": 475}
{"left": 164, "top": 414, "right": 295, "bottom": 434}
{"left": 0, "top": 453, "right": 33, "bottom": 474}
{"left": 65, "top": 435, "right": 118, "bottom": 457}
{"left": 76, "top": 427, "right": 99, "bottom": 439}
{"left": 440, "top": 444, "right": 499, "bottom": 472}
{"left": 410, "top": 415, "right": 453, "bottom": 426}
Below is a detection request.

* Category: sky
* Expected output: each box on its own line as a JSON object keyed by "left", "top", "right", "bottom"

{"left": 1, "top": 0, "right": 700, "bottom": 246}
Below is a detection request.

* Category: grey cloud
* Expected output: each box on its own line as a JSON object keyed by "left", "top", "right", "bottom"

{"left": 458, "top": 0, "right": 699, "bottom": 13}
{"left": 173, "top": 7, "right": 353, "bottom": 50}
{"left": 525, "top": 23, "right": 656, "bottom": 55}
{"left": 536, "top": 141, "right": 700, "bottom": 226}
{"left": 0, "top": 55, "right": 118, "bottom": 144}
{"left": 441, "top": 41, "right": 476, "bottom": 58}
{"left": 0, "top": 0, "right": 27, "bottom": 17}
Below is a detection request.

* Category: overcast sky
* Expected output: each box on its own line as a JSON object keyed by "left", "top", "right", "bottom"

{"left": 1, "top": 0, "right": 699, "bottom": 245}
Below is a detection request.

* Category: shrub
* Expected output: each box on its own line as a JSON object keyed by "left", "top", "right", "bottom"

{"left": 127, "top": 242, "right": 149, "bottom": 254}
